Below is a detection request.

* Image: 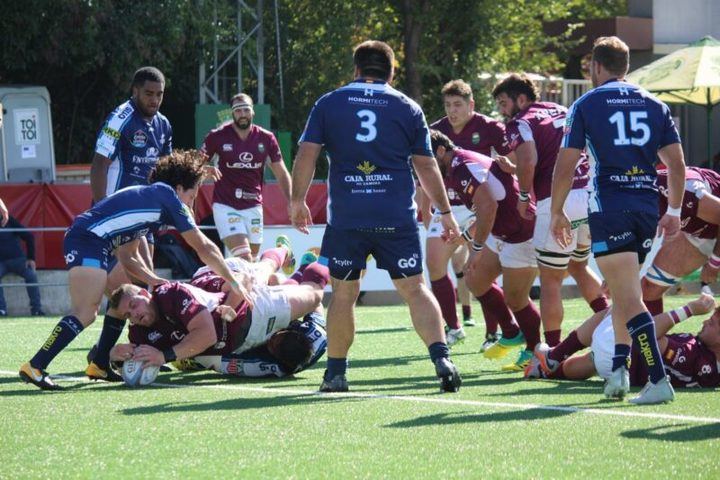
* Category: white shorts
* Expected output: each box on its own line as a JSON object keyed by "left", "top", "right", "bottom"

{"left": 533, "top": 189, "right": 590, "bottom": 253}
{"left": 590, "top": 312, "right": 615, "bottom": 381}
{"left": 485, "top": 234, "right": 537, "bottom": 269}
{"left": 233, "top": 285, "right": 291, "bottom": 354}
{"left": 192, "top": 256, "right": 254, "bottom": 279}
{"left": 213, "top": 203, "right": 264, "bottom": 244}
{"left": 427, "top": 204, "right": 475, "bottom": 238}
{"left": 683, "top": 232, "right": 716, "bottom": 258}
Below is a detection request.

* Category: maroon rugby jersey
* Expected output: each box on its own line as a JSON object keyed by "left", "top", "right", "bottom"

{"left": 446, "top": 148, "right": 534, "bottom": 243}
{"left": 431, "top": 112, "right": 511, "bottom": 157}
{"left": 201, "top": 123, "right": 283, "bottom": 210}
{"left": 657, "top": 166, "right": 720, "bottom": 240}
{"left": 128, "top": 282, "right": 249, "bottom": 356}
{"left": 505, "top": 101, "right": 588, "bottom": 201}
{"left": 630, "top": 333, "right": 720, "bottom": 388}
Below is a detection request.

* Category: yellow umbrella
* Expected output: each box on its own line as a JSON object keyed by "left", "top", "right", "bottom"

{"left": 627, "top": 36, "right": 720, "bottom": 163}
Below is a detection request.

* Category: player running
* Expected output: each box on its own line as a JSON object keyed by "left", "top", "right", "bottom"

{"left": 551, "top": 36, "right": 686, "bottom": 404}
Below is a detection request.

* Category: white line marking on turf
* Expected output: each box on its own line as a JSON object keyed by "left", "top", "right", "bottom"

{"left": 3, "top": 370, "right": 719, "bottom": 425}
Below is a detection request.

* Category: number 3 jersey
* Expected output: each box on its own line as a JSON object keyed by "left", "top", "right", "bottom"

{"left": 300, "top": 78, "right": 432, "bottom": 229}
{"left": 562, "top": 80, "right": 680, "bottom": 215}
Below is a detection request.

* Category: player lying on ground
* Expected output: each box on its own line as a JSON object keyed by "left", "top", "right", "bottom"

{"left": 430, "top": 129, "right": 542, "bottom": 372}
{"left": 643, "top": 166, "right": 720, "bottom": 314}
{"left": 525, "top": 293, "right": 719, "bottom": 400}
{"left": 108, "top": 262, "right": 329, "bottom": 370}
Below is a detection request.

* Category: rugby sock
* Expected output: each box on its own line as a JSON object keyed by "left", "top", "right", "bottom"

{"left": 627, "top": 312, "right": 666, "bottom": 384}
{"left": 260, "top": 247, "right": 287, "bottom": 271}
{"left": 287, "top": 262, "right": 312, "bottom": 284}
{"left": 93, "top": 315, "right": 125, "bottom": 369}
{"left": 611, "top": 343, "right": 631, "bottom": 372}
{"left": 431, "top": 275, "right": 460, "bottom": 330}
{"left": 476, "top": 283, "right": 510, "bottom": 335}
{"left": 428, "top": 342, "right": 450, "bottom": 363}
{"left": 589, "top": 296, "right": 610, "bottom": 313}
{"left": 300, "top": 262, "right": 330, "bottom": 289}
{"left": 325, "top": 357, "right": 347, "bottom": 379}
{"left": 30, "top": 316, "right": 84, "bottom": 370}
{"left": 548, "top": 330, "right": 585, "bottom": 363}
{"left": 547, "top": 363, "right": 566, "bottom": 380}
{"left": 544, "top": 329, "right": 562, "bottom": 347}
{"left": 513, "top": 302, "right": 541, "bottom": 351}
{"left": 643, "top": 298, "right": 663, "bottom": 316}
{"left": 462, "top": 304, "right": 472, "bottom": 321}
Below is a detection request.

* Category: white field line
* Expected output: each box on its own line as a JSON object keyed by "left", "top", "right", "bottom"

{"left": 2, "top": 370, "right": 720, "bottom": 425}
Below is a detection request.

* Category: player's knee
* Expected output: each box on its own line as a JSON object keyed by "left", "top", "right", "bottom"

{"left": 536, "top": 249, "right": 570, "bottom": 271}
{"left": 569, "top": 246, "right": 591, "bottom": 264}
{"left": 644, "top": 264, "right": 679, "bottom": 289}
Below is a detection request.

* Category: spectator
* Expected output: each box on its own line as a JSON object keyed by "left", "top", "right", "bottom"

{"left": 0, "top": 216, "right": 44, "bottom": 316}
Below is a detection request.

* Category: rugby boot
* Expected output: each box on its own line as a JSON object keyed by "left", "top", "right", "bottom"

{"left": 480, "top": 332, "right": 499, "bottom": 353}
{"left": 446, "top": 327, "right": 466, "bottom": 348}
{"left": 523, "top": 356, "right": 546, "bottom": 379}
{"left": 86, "top": 361, "right": 123, "bottom": 382}
{"left": 319, "top": 370, "right": 349, "bottom": 392}
{"left": 603, "top": 365, "right": 630, "bottom": 399}
{"left": 435, "top": 357, "right": 462, "bottom": 393}
{"left": 172, "top": 358, "right": 206, "bottom": 371}
{"left": 463, "top": 317, "right": 477, "bottom": 327}
{"left": 533, "top": 342, "right": 560, "bottom": 376}
{"left": 501, "top": 349, "right": 533, "bottom": 372}
{"left": 275, "top": 235, "right": 296, "bottom": 275}
{"left": 19, "top": 362, "right": 62, "bottom": 391}
{"left": 299, "top": 250, "right": 319, "bottom": 268}
{"left": 629, "top": 376, "right": 675, "bottom": 405}
{"left": 484, "top": 331, "right": 525, "bottom": 360}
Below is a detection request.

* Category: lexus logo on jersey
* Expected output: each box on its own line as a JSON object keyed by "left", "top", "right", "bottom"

{"left": 238, "top": 152, "right": 254, "bottom": 162}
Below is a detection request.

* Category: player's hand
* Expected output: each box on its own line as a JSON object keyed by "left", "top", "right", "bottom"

{"left": 26, "top": 259, "right": 36, "bottom": 270}
{"left": 132, "top": 345, "right": 164, "bottom": 367}
{"left": 0, "top": 199, "right": 8, "bottom": 227}
{"left": 110, "top": 343, "right": 135, "bottom": 362}
{"left": 517, "top": 199, "right": 535, "bottom": 220}
{"left": 551, "top": 212, "right": 572, "bottom": 249}
{"left": 228, "top": 275, "right": 255, "bottom": 309}
{"left": 495, "top": 156, "right": 516, "bottom": 174}
{"left": 700, "top": 263, "right": 720, "bottom": 285}
{"left": 290, "top": 200, "right": 312, "bottom": 234}
{"left": 689, "top": 293, "right": 716, "bottom": 316}
{"left": 440, "top": 212, "right": 460, "bottom": 243}
{"left": 658, "top": 213, "right": 680, "bottom": 241}
{"left": 215, "top": 305, "right": 237, "bottom": 322}
{"left": 203, "top": 165, "right": 222, "bottom": 182}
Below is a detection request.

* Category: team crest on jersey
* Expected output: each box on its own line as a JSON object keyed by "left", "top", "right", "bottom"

{"left": 148, "top": 331, "right": 162, "bottom": 343}
{"left": 223, "top": 143, "right": 233, "bottom": 152}
{"left": 132, "top": 130, "right": 148, "bottom": 147}
{"left": 146, "top": 147, "right": 158, "bottom": 157}
{"left": 357, "top": 161, "right": 376, "bottom": 175}
{"left": 472, "top": 132, "right": 480, "bottom": 144}
{"left": 258, "top": 143, "right": 265, "bottom": 153}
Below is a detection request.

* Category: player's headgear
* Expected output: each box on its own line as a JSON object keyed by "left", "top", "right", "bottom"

{"left": 491, "top": 73, "right": 538, "bottom": 102}
{"left": 230, "top": 93, "right": 254, "bottom": 110}
{"left": 267, "top": 322, "right": 313, "bottom": 373}
{"left": 353, "top": 40, "right": 395, "bottom": 80}
{"left": 592, "top": 36, "right": 630, "bottom": 77}
{"left": 131, "top": 66, "right": 166, "bottom": 88}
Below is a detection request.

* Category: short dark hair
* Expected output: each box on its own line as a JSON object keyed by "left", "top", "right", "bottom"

{"left": 441, "top": 79, "right": 473, "bottom": 101}
{"left": 592, "top": 36, "right": 630, "bottom": 76}
{"left": 108, "top": 284, "right": 141, "bottom": 310}
{"left": 491, "top": 73, "right": 538, "bottom": 102}
{"left": 230, "top": 93, "right": 254, "bottom": 107}
{"left": 148, "top": 150, "right": 205, "bottom": 190}
{"left": 131, "top": 66, "right": 165, "bottom": 89}
{"left": 430, "top": 129, "right": 456, "bottom": 154}
{"left": 353, "top": 40, "right": 394, "bottom": 80}
{"left": 268, "top": 326, "right": 312, "bottom": 373}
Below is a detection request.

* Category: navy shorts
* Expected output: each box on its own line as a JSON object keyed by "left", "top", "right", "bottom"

{"left": 589, "top": 211, "right": 657, "bottom": 264}
{"left": 63, "top": 229, "right": 112, "bottom": 272}
{"left": 318, "top": 225, "right": 423, "bottom": 280}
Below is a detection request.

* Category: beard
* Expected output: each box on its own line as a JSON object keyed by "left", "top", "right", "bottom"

{"left": 235, "top": 118, "right": 251, "bottom": 130}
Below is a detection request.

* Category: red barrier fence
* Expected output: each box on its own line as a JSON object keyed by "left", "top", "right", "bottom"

{"left": 1, "top": 182, "right": 328, "bottom": 268}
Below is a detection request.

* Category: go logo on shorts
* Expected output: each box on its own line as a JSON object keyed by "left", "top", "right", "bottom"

{"left": 397, "top": 254, "right": 419, "bottom": 269}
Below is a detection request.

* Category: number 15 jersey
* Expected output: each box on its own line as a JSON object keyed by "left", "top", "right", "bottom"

{"left": 562, "top": 80, "right": 680, "bottom": 215}
{"left": 300, "top": 78, "right": 432, "bottom": 229}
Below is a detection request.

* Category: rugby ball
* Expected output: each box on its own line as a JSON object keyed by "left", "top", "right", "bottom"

{"left": 122, "top": 359, "right": 160, "bottom": 387}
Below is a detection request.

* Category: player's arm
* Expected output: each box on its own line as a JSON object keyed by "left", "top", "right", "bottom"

{"left": 657, "top": 143, "right": 686, "bottom": 239}
{"left": 514, "top": 141, "right": 537, "bottom": 196}
{"left": 653, "top": 294, "right": 715, "bottom": 338}
{"left": 415, "top": 185, "right": 432, "bottom": 229}
{"left": 135, "top": 310, "right": 218, "bottom": 366}
{"left": 550, "top": 147, "right": 582, "bottom": 248}
{"left": 90, "top": 153, "right": 113, "bottom": 203}
{"left": 269, "top": 159, "right": 292, "bottom": 203}
{"left": 0, "top": 197, "right": 8, "bottom": 226}
{"left": 469, "top": 182, "right": 497, "bottom": 247}
{"left": 698, "top": 193, "right": 720, "bottom": 283}
{"left": 115, "top": 240, "right": 166, "bottom": 287}
{"left": 413, "top": 154, "right": 459, "bottom": 239}
{"left": 290, "top": 142, "right": 322, "bottom": 234}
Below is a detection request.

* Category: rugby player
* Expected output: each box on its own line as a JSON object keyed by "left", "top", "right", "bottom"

{"left": 493, "top": 74, "right": 608, "bottom": 348}
{"left": 430, "top": 130, "right": 541, "bottom": 371}
{"left": 551, "top": 36, "right": 686, "bottom": 404}
{"left": 426, "top": 79, "right": 514, "bottom": 347}
{"left": 19, "top": 152, "right": 248, "bottom": 390}
{"left": 290, "top": 40, "right": 462, "bottom": 393}
{"left": 201, "top": 93, "right": 292, "bottom": 261}
{"left": 643, "top": 166, "right": 720, "bottom": 314}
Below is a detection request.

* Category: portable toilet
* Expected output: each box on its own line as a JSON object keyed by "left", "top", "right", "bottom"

{"left": 0, "top": 86, "right": 56, "bottom": 183}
